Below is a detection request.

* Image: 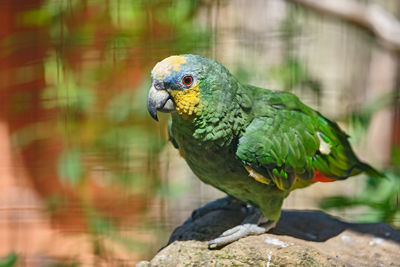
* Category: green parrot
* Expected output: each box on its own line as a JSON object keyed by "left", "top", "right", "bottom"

{"left": 147, "top": 54, "right": 382, "bottom": 248}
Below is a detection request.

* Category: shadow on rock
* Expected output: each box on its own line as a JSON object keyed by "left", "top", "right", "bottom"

{"left": 168, "top": 208, "right": 400, "bottom": 245}
{"left": 134, "top": 208, "right": 400, "bottom": 267}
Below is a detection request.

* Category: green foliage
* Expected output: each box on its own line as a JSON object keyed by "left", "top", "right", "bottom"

{"left": 21, "top": 7, "right": 51, "bottom": 26}
{"left": 319, "top": 89, "right": 399, "bottom": 227}
{"left": 270, "top": 57, "right": 321, "bottom": 96}
{"left": 269, "top": 5, "right": 399, "bottom": 228}
{"left": 0, "top": 252, "right": 17, "bottom": 267}
{"left": 9, "top": 0, "right": 211, "bottom": 262}
{"left": 19, "top": 0, "right": 209, "bottom": 193}
{"left": 106, "top": 90, "right": 144, "bottom": 123}
{"left": 269, "top": 7, "right": 322, "bottom": 102}
{"left": 233, "top": 66, "right": 252, "bottom": 84}
{"left": 89, "top": 213, "right": 116, "bottom": 236}
{"left": 320, "top": 146, "right": 400, "bottom": 228}
{"left": 347, "top": 92, "right": 396, "bottom": 143}
{"left": 320, "top": 171, "right": 400, "bottom": 227}
{"left": 58, "top": 148, "right": 83, "bottom": 186}
{"left": 42, "top": 54, "right": 95, "bottom": 113}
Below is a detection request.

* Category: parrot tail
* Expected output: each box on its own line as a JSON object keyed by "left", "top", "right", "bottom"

{"left": 357, "top": 162, "right": 386, "bottom": 178}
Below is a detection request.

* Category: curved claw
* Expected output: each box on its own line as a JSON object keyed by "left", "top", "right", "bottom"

{"left": 207, "top": 207, "right": 277, "bottom": 249}
{"left": 208, "top": 223, "right": 266, "bottom": 249}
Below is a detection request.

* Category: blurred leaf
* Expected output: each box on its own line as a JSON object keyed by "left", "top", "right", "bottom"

{"left": 393, "top": 210, "right": 400, "bottom": 228}
{"left": 320, "top": 171, "right": 400, "bottom": 227}
{"left": 170, "top": 25, "right": 210, "bottom": 54}
{"left": 113, "top": 173, "right": 147, "bottom": 190}
{"left": 43, "top": 54, "right": 95, "bottom": 112}
{"left": 0, "top": 252, "right": 17, "bottom": 267}
{"left": 131, "top": 80, "right": 153, "bottom": 116}
{"left": 10, "top": 122, "right": 53, "bottom": 148}
{"left": 270, "top": 6, "right": 322, "bottom": 105}
{"left": 269, "top": 57, "right": 321, "bottom": 97}
{"left": 156, "top": 175, "right": 188, "bottom": 199}
{"left": 110, "top": 234, "right": 148, "bottom": 254}
{"left": 9, "top": 0, "right": 212, "bottom": 260}
{"left": 104, "top": 35, "right": 131, "bottom": 62}
{"left": 100, "top": 126, "right": 164, "bottom": 151}
{"left": 319, "top": 196, "right": 360, "bottom": 210}
{"left": 392, "top": 147, "right": 400, "bottom": 173}
{"left": 109, "top": 1, "right": 145, "bottom": 28}
{"left": 280, "top": 6, "right": 301, "bottom": 44}
{"left": 21, "top": 8, "right": 51, "bottom": 26}
{"left": 353, "top": 209, "right": 387, "bottom": 224}
{"left": 41, "top": 84, "right": 95, "bottom": 112}
{"left": 159, "top": 0, "right": 201, "bottom": 24}
{"left": 106, "top": 91, "right": 136, "bottom": 122}
{"left": 44, "top": 0, "right": 81, "bottom": 14}
{"left": 358, "top": 174, "right": 399, "bottom": 204}
{"left": 347, "top": 92, "right": 395, "bottom": 131}
{"left": 89, "top": 214, "right": 115, "bottom": 236}
{"left": 58, "top": 149, "right": 83, "bottom": 186}
{"left": 234, "top": 66, "right": 252, "bottom": 84}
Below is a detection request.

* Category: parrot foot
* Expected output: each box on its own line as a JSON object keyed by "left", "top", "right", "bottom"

{"left": 184, "top": 195, "right": 246, "bottom": 224}
{"left": 208, "top": 207, "right": 276, "bottom": 249}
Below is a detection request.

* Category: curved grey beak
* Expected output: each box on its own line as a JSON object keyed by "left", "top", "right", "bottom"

{"left": 147, "top": 84, "right": 176, "bottom": 121}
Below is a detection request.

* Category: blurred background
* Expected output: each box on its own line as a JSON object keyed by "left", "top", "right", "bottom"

{"left": 0, "top": 0, "right": 399, "bottom": 265}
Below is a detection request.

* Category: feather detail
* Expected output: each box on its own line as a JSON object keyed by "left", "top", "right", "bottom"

{"left": 245, "top": 166, "right": 270, "bottom": 185}
{"left": 312, "top": 170, "right": 335, "bottom": 183}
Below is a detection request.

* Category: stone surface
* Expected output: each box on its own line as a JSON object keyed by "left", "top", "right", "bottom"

{"left": 139, "top": 208, "right": 400, "bottom": 267}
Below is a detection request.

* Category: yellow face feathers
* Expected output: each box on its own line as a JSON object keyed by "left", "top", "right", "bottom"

{"left": 151, "top": 55, "right": 202, "bottom": 119}
{"left": 170, "top": 83, "right": 201, "bottom": 118}
{"left": 152, "top": 56, "right": 187, "bottom": 79}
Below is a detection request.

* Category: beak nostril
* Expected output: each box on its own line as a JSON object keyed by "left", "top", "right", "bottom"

{"left": 154, "top": 80, "right": 165, "bottom": 91}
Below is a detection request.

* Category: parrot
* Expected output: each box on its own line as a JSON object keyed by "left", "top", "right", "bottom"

{"left": 147, "top": 54, "right": 382, "bottom": 249}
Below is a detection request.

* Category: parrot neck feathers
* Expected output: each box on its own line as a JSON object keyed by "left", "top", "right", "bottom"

{"left": 172, "top": 82, "right": 250, "bottom": 147}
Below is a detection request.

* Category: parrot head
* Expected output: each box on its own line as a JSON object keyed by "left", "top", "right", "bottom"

{"left": 147, "top": 54, "right": 235, "bottom": 121}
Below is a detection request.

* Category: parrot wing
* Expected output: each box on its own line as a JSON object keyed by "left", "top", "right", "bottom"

{"left": 236, "top": 88, "right": 381, "bottom": 191}
{"left": 236, "top": 109, "right": 320, "bottom": 191}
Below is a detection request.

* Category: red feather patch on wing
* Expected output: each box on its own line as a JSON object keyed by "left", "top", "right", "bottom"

{"left": 312, "top": 170, "right": 335, "bottom": 183}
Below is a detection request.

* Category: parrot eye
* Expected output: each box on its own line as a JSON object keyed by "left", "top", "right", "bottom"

{"left": 182, "top": 75, "right": 194, "bottom": 87}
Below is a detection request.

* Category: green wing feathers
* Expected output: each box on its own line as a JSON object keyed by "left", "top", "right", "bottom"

{"left": 236, "top": 88, "right": 381, "bottom": 191}
{"left": 236, "top": 111, "right": 319, "bottom": 190}
{"left": 313, "top": 116, "right": 383, "bottom": 179}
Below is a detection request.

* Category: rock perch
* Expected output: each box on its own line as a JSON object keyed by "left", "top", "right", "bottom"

{"left": 138, "top": 207, "right": 400, "bottom": 266}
